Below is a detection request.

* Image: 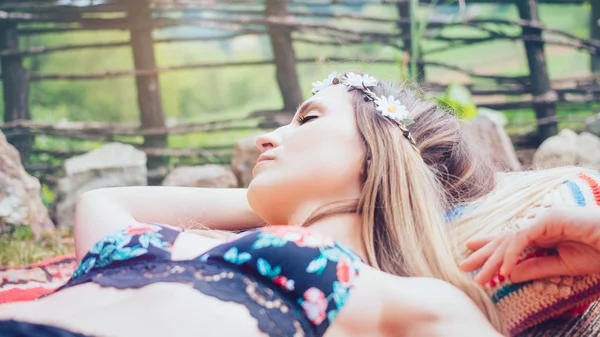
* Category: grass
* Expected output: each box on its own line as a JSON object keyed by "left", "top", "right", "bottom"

{"left": 0, "top": 225, "right": 74, "bottom": 267}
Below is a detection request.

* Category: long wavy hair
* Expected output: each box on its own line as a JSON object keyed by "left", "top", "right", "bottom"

{"left": 300, "top": 76, "right": 504, "bottom": 332}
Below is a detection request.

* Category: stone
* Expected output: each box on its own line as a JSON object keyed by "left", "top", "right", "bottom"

{"left": 478, "top": 108, "right": 508, "bottom": 127}
{"left": 532, "top": 129, "right": 600, "bottom": 170}
{"left": 463, "top": 114, "right": 521, "bottom": 172}
{"left": 576, "top": 132, "right": 600, "bottom": 169}
{"left": 533, "top": 129, "right": 578, "bottom": 169}
{"left": 54, "top": 143, "right": 147, "bottom": 228}
{"left": 162, "top": 165, "right": 237, "bottom": 188}
{"left": 0, "top": 130, "right": 54, "bottom": 235}
{"left": 231, "top": 134, "right": 261, "bottom": 187}
{"left": 584, "top": 112, "right": 600, "bottom": 137}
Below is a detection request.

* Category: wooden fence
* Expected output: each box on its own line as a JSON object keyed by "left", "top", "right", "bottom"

{"left": 0, "top": 0, "right": 598, "bottom": 184}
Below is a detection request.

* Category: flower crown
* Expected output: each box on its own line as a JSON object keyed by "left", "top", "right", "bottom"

{"left": 311, "top": 72, "right": 418, "bottom": 148}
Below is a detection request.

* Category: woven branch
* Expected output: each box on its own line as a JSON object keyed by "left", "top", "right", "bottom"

{"left": 479, "top": 94, "right": 599, "bottom": 110}
{"left": 32, "top": 146, "right": 234, "bottom": 159}
{"left": 0, "top": 0, "right": 587, "bottom": 12}
{"left": 11, "top": 56, "right": 524, "bottom": 82}
{"left": 12, "top": 12, "right": 599, "bottom": 55}
{"left": 0, "top": 30, "right": 264, "bottom": 57}
{"left": 8, "top": 28, "right": 596, "bottom": 59}
{"left": 0, "top": 118, "right": 268, "bottom": 138}
{"left": 426, "top": 34, "right": 599, "bottom": 55}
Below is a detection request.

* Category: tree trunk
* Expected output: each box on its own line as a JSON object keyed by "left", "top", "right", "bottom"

{"left": 128, "top": 2, "right": 167, "bottom": 185}
{"left": 396, "top": 2, "right": 425, "bottom": 82}
{"left": 591, "top": 0, "right": 600, "bottom": 73}
{"left": 516, "top": 0, "right": 557, "bottom": 142}
{"left": 0, "top": 22, "right": 32, "bottom": 163}
{"left": 266, "top": 0, "right": 303, "bottom": 112}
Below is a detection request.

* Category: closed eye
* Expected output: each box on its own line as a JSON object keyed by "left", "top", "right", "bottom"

{"left": 297, "top": 115, "right": 319, "bottom": 125}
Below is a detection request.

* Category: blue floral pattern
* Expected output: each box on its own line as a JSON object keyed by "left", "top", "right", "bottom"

{"left": 68, "top": 224, "right": 361, "bottom": 337}
{"left": 202, "top": 226, "right": 362, "bottom": 335}
{"left": 72, "top": 223, "right": 180, "bottom": 279}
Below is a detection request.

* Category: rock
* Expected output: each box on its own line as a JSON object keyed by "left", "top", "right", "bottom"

{"left": 231, "top": 134, "right": 261, "bottom": 187}
{"left": 478, "top": 108, "right": 508, "bottom": 127}
{"left": 463, "top": 114, "right": 521, "bottom": 172}
{"left": 516, "top": 148, "right": 536, "bottom": 170}
{"left": 533, "top": 129, "right": 578, "bottom": 169}
{"left": 0, "top": 130, "right": 54, "bottom": 235}
{"left": 576, "top": 132, "right": 600, "bottom": 169}
{"left": 54, "top": 143, "right": 147, "bottom": 228}
{"left": 531, "top": 129, "right": 600, "bottom": 170}
{"left": 162, "top": 165, "right": 237, "bottom": 188}
{"left": 585, "top": 112, "right": 600, "bottom": 137}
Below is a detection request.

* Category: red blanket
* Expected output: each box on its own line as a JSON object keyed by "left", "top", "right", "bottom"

{"left": 0, "top": 255, "right": 77, "bottom": 304}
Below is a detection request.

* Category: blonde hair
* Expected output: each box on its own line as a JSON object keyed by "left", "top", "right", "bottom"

{"left": 449, "top": 166, "right": 591, "bottom": 257}
{"left": 304, "top": 78, "right": 504, "bottom": 332}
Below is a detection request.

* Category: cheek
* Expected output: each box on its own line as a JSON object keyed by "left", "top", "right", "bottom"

{"left": 285, "top": 126, "right": 365, "bottom": 188}
{"left": 247, "top": 122, "right": 364, "bottom": 222}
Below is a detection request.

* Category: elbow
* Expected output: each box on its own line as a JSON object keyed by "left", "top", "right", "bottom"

{"left": 73, "top": 189, "right": 120, "bottom": 258}
{"left": 74, "top": 189, "right": 108, "bottom": 222}
{"left": 78, "top": 187, "right": 118, "bottom": 201}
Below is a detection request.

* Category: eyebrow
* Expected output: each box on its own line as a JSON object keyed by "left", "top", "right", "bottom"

{"left": 295, "top": 100, "right": 325, "bottom": 119}
{"left": 295, "top": 101, "right": 313, "bottom": 118}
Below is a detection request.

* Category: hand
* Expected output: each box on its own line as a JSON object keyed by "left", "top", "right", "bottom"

{"left": 459, "top": 207, "right": 600, "bottom": 285}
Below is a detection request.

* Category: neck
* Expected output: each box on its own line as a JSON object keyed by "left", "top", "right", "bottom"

{"left": 288, "top": 205, "right": 366, "bottom": 261}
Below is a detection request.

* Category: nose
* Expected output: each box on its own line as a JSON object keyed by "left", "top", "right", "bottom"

{"left": 255, "top": 129, "right": 283, "bottom": 153}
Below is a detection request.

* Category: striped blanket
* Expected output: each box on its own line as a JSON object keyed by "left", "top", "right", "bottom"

{"left": 0, "top": 255, "right": 77, "bottom": 305}
{"left": 478, "top": 172, "right": 600, "bottom": 336}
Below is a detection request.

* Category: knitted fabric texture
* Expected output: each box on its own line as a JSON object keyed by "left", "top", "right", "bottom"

{"left": 458, "top": 171, "right": 600, "bottom": 336}
{"left": 517, "top": 300, "right": 600, "bottom": 337}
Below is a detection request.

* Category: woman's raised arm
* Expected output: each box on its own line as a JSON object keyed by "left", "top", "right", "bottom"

{"left": 73, "top": 187, "right": 265, "bottom": 259}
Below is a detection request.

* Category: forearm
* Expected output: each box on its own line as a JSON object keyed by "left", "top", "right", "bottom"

{"left": 73, "top": 187, "right": 264, "bottom": 259}
{"left": 80, "top": 186, "right": 264, "bottom": 230}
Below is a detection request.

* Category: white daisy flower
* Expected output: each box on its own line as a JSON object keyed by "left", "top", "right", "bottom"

{"left": 311, "top": 71, "right": 338, "bottom": 94}
{"left": 374, "top": 95, "right": 409, "bottom": 121}
{"left": 344, "top": 72, "right": 378, "bottom": 88}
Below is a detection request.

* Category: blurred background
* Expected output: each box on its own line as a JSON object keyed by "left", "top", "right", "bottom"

{"left": 0, "top": 0, "right": 598, "bottom": 265}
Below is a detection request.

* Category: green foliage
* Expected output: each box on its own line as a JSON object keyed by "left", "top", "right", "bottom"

{"left": 0, "top": 225, "right": 74, "bottom": 267}
{"left": 1, "top": 224, "right": 34, "bottom": 241}
{"left": 435, "top": 82, "right": 478, "bottom": 120}
{"left": 41, "top": 184, "right": 55, "bottom": 209}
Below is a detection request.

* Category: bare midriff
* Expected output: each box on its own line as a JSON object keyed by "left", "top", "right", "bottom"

{"left": 0, "top": 281, "right": 268, "bottom": 337}
{"left": 0, "top": 233, "right": 269, "bottom": 337}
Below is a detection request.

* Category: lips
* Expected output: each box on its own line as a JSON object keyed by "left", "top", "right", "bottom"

{"left": 253, "top": 154, "right": 275, "bottom": 177}
{"left": 256, "top": 154, "right": 274, "bottom": 164}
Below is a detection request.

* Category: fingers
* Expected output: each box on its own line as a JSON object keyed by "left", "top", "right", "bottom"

{"left": 474, "top": 240, "right": 510, "bottom": 285}
{"left": 465, "top": 235, "right": 496, "bottom": 251}
{"left": 460, "top": 237, "right": 503, "bottom": 273}
{"left": 499, "top": 229, "right": 532, "bottom": 276}
{"left": 509, "top": 256, "right": 569, "bottom": 283}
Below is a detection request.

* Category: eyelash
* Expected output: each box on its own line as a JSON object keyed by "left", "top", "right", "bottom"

{"left": 297, "top": 115, "right": 318, "bottom": 125}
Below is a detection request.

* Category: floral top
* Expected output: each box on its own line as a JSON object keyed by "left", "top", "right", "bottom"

{"left": 65, "top": 224, "right": 363, "bottom": 337}
{"left": 71, "top": 223, "right": 180, "bottom": 279}
{"left": 200, "top": 226, "right": 363, "bottom": 335}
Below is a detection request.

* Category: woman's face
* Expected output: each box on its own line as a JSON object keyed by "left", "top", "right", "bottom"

{"left": 247, "top": 84, "right": 366, "bottom": 225}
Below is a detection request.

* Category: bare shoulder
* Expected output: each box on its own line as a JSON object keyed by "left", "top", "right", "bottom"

{"left": 329, "top": 265, "right": 498, "bottom": 337}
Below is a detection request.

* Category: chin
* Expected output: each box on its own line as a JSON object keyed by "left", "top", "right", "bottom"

{"left": 247, "top": 177, "right": 292, "bottom": 226}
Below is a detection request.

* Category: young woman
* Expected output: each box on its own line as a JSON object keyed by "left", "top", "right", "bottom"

{"left": 0, "top": 72, "right": 504, "bottom": 337}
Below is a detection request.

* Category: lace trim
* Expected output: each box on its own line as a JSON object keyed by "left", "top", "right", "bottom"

{"left": 58, "top": 260, "right": 315, "bottom": 337}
